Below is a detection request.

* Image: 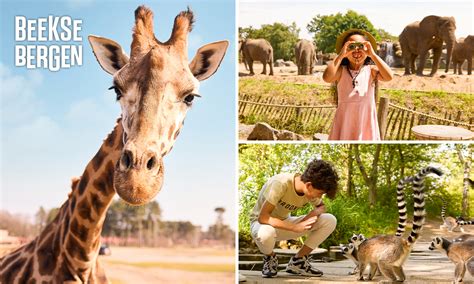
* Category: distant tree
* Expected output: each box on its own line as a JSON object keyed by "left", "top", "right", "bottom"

{"left": 35, "top": 206, "right": 47, "bottom": 232}
{"left": 307, "top": 10, "right": 380, "bottom": 54}
{"left": 239, "top": 22, "right": 300, "bottom": 61}
{"left": 377, "top": 28, "right": 398, "bottom": 42}
{"left": 46, "top": 207, "right": 59, "bottom": 224}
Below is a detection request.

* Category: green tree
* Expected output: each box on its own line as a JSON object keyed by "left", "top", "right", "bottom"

{"left": 307, "top": 10, "right": 380, "bottom": 54}
{"left": 239, "top": 22, "right": 300, "bottom": 61}
{"left": 239, "top": 144, "right": 469, "bottom": 250}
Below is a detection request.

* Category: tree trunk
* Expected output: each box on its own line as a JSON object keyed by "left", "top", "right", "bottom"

{"left": 456, "top": 145, "right": 472, "bottom": 217}
{"left": 354, "top": 145, "right": 381, "bottom": 206}
{"left": 347, "top": 145, "right": 354, "bottom": 197}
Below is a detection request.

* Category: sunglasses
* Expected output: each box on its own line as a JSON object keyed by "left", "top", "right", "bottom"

{"left": 348, "top": 42, "right": 364, "bottom": 50}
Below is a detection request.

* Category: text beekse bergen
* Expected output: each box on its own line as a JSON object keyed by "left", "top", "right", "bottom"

{"left": 15, "top": 16, "right": 83, "bottom": 71}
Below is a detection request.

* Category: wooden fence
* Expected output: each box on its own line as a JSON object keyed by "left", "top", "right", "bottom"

{"left": 239, "top": 95, "right": 473, "bottom": 140}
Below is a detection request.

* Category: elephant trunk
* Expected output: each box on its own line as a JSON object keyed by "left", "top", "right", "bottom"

{"left": 444, "top": 38, "right": 455, "bottom": 73}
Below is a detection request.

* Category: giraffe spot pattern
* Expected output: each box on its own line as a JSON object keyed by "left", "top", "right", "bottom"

{"left": 93, "top": 161, "right": 115, "bottom": 196}
{"left": 66, "top": 234, "right": 90, "bottom": 262}
{"left": 78, "top": 171, "right": 90, "bottom": 195}
{"left": 18, "top": 257, "right": 34, "bottom": 283}
{"left": 37, "top": 233, "right": 57, "bottom": 275}
{"left": 90, "top": 192, "right": 106, "bottom": 216}
{"left": 70, "top": 217, "right": 89, "bottom": 243}
{"left": 1, "top": 257, "right": 25, "bottom": 283}
{"left": 77, "top": 198, "right": 93, "bottom": 223}
{"left": 92, "top": 147, "right": 107, "bottom": 171}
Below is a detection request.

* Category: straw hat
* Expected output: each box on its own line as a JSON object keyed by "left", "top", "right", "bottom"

{"left": 335, "top": 29, "right": 377, "bottom": 53}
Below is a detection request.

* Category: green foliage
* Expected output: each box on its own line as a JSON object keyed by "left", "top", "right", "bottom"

{"left": 239, "top": 22, "right": 300, "bottom": 61}
{"left": 239, "top": 144, "right": 472, "bottom": 249}
{"left": 377, "top": 28, "right": 398, "bottom": 42}
{"left": 307, "top": 10, "right": 380, "bottom": 54}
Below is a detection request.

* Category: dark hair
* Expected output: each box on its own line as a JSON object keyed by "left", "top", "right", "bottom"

{"left": 340, "top": 32, "right": 374, "bottom": 66}
{"left": 301, "top": 160, "right": 339, "bottom": 199}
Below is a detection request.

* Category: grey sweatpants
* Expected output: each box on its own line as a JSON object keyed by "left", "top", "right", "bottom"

{"left": 250, "top": 213, "right": 337, "bottom": 255}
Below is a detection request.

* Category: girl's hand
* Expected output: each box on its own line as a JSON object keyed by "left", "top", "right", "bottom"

{"left": 340, "top": 41, "right": 355, "bottom": 59}
{"left": 363, "top": 41, "right": 376, "bottom": 58}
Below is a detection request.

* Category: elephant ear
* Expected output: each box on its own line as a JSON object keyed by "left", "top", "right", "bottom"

{"left": 419, "top": 15, "right": 439, "bottom": 35}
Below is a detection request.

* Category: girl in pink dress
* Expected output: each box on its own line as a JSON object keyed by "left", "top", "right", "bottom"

{"left": 323, "top": 29, "right": 393, "bottom": 140}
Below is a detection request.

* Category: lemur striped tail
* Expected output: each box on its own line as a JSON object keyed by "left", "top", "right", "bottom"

{"left": 395, "top": 176, "right": 414, "bottom": 237}
{"left": 407, "top": 166, "right": 443, "bottom": 244}
{"left": 441, "top": 198, "right": 447, "bottom": 222}
{"left": 457, "top": 219, "right": 474, "bottom": 225}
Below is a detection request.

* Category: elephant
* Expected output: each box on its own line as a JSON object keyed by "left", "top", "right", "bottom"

{"left": 399, "top": 15, "right": 456, "bottom": 76}
{"left": 295, "top": 39, "right": 316, "bottom": 75}
{"left": 451, "top": 35, "right": 474, "bottom": 75}
{"left": 240, "top": 38, "right": 274, "bottom": 75}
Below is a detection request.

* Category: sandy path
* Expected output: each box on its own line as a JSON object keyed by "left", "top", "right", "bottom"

{"left": 239, "top": 63, "right": 474, "bottom": 94}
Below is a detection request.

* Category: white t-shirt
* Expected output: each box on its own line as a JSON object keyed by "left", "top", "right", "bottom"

{"left": 250, "top": 173, "right": 322, "bottom": 223}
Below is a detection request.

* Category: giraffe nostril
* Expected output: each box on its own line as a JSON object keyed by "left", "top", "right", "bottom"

{"left": 120, "top": 150, "right": 133, "bottom": 170}
{"left": 146, "top": 156, "right": 156, "bottom": 171}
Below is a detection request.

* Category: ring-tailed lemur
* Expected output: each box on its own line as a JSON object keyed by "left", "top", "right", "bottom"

{"left": 356, "top": 166, "right": 443, "bottom": 282}
{"left": 453, "top": 234, "right": 474, "bottom": 242}
{"left": 429, "top": 236, "right": 474, "bottom": 283}
{"left": 341, "top": 243, "right": 359, "bottom": 275}
{"left": 440, "top": 197, "right": 464, "bottom": 232}
{"left": 457, "top": 219, "right": 474, "bottom": 226}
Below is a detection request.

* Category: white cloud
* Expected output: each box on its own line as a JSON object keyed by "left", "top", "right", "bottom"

{"left": 0, "top": 63, "right": 44, "bottom": 124}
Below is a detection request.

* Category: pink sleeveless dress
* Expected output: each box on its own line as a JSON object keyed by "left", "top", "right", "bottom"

{"left": 328, "top": 65, "right": 381, "bottom": 140}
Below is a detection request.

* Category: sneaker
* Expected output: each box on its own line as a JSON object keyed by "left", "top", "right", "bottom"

{"left": 262, "top": 254, "right": 278, "bottom": 278}
{"left": 286, "top": 255, "right": 323, "bottom": 277}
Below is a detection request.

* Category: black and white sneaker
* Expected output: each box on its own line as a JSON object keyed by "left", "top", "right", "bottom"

{"left": 262, "top": 254, "right": 278, "bottom": 278}
{"left": 285, "top": 255, "right": 323, "bottom": 277}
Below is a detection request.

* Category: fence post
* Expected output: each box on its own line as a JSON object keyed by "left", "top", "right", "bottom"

{"left": 377, "top": 97, "right": 390, "bottom": 140}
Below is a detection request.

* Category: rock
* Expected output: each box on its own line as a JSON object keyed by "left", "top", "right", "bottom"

{"left": 274, "top": 59, "right": 285, "bottom": 67}
{"left": 247, "top": 122, "right": 278, "bottom": 140}
{"left": 313, "top": 133, "right": 329, "bottom": 141}
{"left": 440, "top": 74, "right": 447, "bottom": 79}
{"left": 283, "top": 61, "right": 296, "bottom": 67}
{"left": 277, "top": 130, "right": 304, "bottom": 140}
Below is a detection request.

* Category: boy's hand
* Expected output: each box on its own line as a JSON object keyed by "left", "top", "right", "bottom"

{"left": 293, "top": 216, "right": 318, "bottom": 233}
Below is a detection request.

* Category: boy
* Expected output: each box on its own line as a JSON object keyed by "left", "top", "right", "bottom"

{"left": 250, "top": 159, "right": 339, "bottom": 278}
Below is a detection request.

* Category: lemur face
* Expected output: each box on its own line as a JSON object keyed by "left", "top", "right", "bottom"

{"left": 429, "top": 237, "right": 443, "bottom": 250}
{"left": 340, "top": 243, "right": 355, "bottom": 256}
{"left": 349, "top": 234, "right": 366, "bottom": 247}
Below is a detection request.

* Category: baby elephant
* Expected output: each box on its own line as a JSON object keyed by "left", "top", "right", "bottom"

{"left": 429, "top": 236, "right": 474, "bottom": 283}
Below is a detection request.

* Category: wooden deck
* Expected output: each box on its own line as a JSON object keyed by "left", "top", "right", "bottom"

{"left": 240, "top": 241, "right": 474, "bottom": 283}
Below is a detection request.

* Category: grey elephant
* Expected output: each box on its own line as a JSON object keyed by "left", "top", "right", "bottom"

{"left": 295, "top": 39, "right": 316, "bottom": 75}
{"left": 399, "top": 15, "right": 456, "bottom": 76}
{"left": 240, "top": 38, "right": 274, "bottom": 75}
{"left": 452, "top": 35, "right": 474, "bottom": 75}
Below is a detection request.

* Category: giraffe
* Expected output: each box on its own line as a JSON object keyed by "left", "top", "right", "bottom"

{"left": 0, "top": 6, "right": 228, "bottom": 283}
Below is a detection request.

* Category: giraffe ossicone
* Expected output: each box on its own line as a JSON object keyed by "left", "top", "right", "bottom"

{"left": 0, "top": 5, "right": 228, "bottom": 283}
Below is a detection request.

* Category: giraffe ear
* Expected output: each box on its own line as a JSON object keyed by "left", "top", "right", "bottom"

{"left": 88, "top": 35, "right": 129, "bottom": 75}
{"left": 189, "top": 40, "right": 228, "bottom": 81}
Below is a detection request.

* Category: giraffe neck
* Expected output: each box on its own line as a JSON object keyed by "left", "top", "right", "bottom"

{"left": 0, "top": 119, "right": 124, "bottom": 283}
{"left": 58, "top": 119, "right": 124, "bottom": 279}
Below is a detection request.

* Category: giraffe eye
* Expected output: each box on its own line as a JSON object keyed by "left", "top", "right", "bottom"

{"left": 109, "top": 86, "right": 123, "bottom": 101}
{"left": 183, "top": 93, "right": 201, "bottom": 106}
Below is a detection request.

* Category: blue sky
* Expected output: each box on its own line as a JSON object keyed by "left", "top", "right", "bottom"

{"left": 240, "top": 0, "right": 473, "bottom": 40}
{"left": 0, "top": 0, "right": 236, "bottom": 230}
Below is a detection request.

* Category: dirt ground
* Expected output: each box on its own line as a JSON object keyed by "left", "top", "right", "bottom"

{"left": 100, "top": 246, "right": 235, "bottom": 284}
{"left": 239, "top": 220, "right": 474, "bottom": 283}
{"left": 239, "top": 63, "right": 474, "bottom": 94}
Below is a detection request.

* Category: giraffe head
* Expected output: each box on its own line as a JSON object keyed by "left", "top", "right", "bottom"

{"left": 88, "top": 6, "right": 228, "bottom": 205}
